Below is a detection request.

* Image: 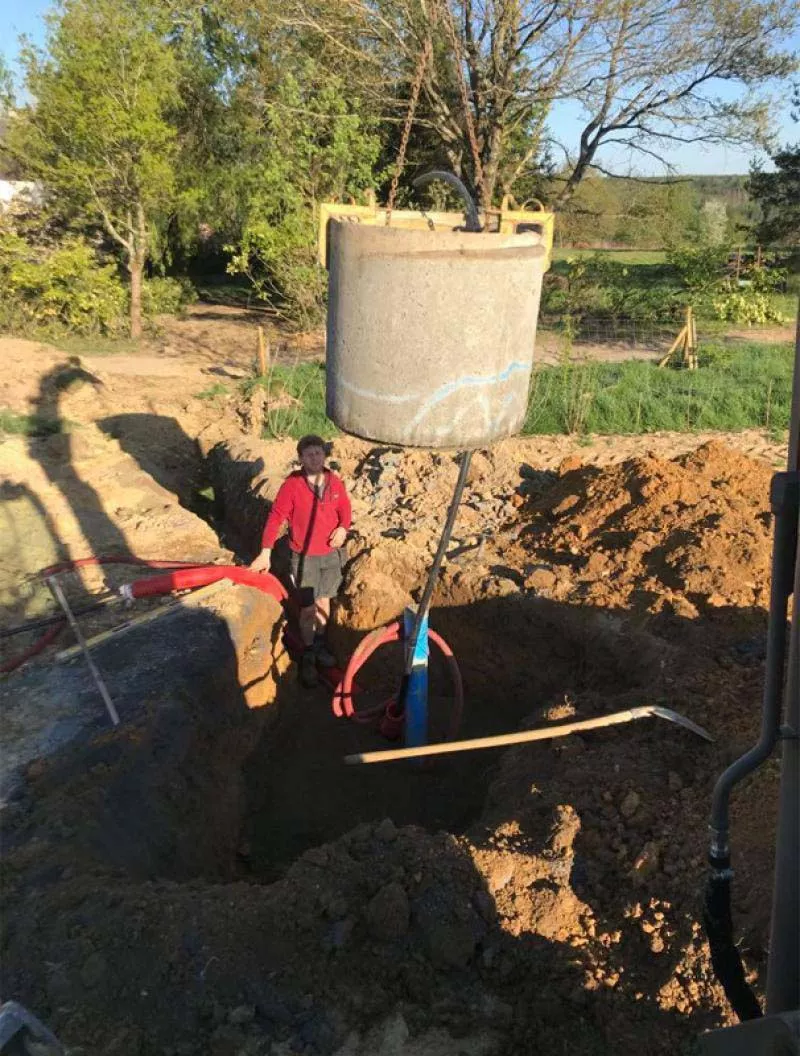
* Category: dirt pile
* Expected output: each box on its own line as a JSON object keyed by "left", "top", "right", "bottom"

{"left": 509, "top": 441, "right": 774, "bottom": 618}
{"left": 6, "top": 800, "right": 724, "bottom": 1056}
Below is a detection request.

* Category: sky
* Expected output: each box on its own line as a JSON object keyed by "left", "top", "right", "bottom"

{"left": 1, "top": 0, "right": 798, "bottom": 177}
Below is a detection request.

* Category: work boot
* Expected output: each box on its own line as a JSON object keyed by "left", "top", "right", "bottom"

{"left": 313, "top": 635, "right": 337, "bottom": 668}
{"left": 300, "top": 649, "right": 319, "bottom": 688}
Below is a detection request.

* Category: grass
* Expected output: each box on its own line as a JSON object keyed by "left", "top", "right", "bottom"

{"left": 242, "top": 341, "right": 794, "bottom": 442}
{"left": 551, "top": 248, "right": 667, "bottom": 264}
{"left": 0, "top": 409, "right": 63, "bottom": 437}
{"left": 525, "top": 341, "right": 795, "bottom": 435}
{"left": 250, "top": 362, "right": 338, "bottom": 440}
{"left": 772, "top": 292, "right": 799, "bottom": 323}
{"left": 195, "top": 382, "right": 230, "bottom": 399}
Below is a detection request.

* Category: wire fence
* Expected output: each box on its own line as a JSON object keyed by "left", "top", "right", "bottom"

{"left": 539, "top": 311, "right": 792, "bottom": 352}
{"left": 540, "top": 312, "right": 685, "bottom": 351}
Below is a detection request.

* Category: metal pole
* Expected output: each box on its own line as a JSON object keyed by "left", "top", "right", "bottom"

{"left": 402, "top": 450, "right": 473, "bottom": 675}
{"left": 708, "top": 473, "right": 797, "bottom": 857}
{"left": 47, "top": 576, "right": 120, "bottom": 727}
{"left": 765, "top": 304, "right": 800, "bottom": 1015}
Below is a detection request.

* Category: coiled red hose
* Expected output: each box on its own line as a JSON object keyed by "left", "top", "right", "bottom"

{"left": 335, "top": 620, "right": 463, "bottom": 741}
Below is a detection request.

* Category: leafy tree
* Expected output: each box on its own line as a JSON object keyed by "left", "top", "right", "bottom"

{"left": 173, "top": 3, "right": 383, "bottom": 326}
{"left": 227, "top": 67, "right": 382, "bottom": 327}
{"left": 699, "top": 199, "right": 730, "bottom": 246}
{"left": 0, "top": 56, "right": 12, "bottom": 108}
{"left": 5, "top": 0, "right": 181, "bottom": 336}
{"left": 749, "top": 86, "right": 800, "bottom": 244}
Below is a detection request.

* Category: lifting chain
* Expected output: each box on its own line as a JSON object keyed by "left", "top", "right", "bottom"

{"left": 385, "top": 1, "right": 484, "bottom": 225}
{"left": 436, "top": 0, "right": 484, "bottom": 198}
{"left": 385, "top": 35, "right": 433, "bottom": 224}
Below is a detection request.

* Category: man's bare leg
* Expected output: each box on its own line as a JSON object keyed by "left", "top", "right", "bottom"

{"left": 299, "top": 604, "right": 317, "bottom": 648}
{"left": 314, "top": 597, "right": 330, "bottom": 636}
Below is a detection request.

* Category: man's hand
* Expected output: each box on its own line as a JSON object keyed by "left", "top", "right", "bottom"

{"left": 329, "top": 526, "right": 347, "bottom": 549}
{"left": 250, "top": 548, "right": 272, "bottom": 573}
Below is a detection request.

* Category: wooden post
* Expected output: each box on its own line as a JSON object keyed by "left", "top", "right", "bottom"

{"left": 735, "top": 247, "right": 742, "bottom": 282}
{"left": 661, "top": 306, "right": 698, "bottom": 370}
{"left": 659, "top": 322, "right": 687, "bottom": 369}
{"left": 257, "top": 327, "right": 269, "bottom": 376}
{"left": 688, "top": 304, "right": 696, "bottom": 369}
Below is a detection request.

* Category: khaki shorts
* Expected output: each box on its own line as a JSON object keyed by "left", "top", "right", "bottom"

{"left": 290, "top": 549, "right": 345, "bottom": 603}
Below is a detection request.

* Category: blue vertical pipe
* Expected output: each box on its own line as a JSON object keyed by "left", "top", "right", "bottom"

{"left": 403, "top": 606, "right": 429, "bottom": 747}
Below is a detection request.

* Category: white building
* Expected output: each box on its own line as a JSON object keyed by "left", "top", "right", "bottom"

{"left": 0, "top": 180, "right": 43, "bottom": 210}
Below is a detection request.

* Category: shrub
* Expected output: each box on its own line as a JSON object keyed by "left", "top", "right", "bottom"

{"left": 0, "top": 227, "right": 127, "bottom": 334}
{"left": 141, "top": 275, "right": 196, "bottom": 317}
{"left": 711, "top": 268, "right": 787, "bottom": 326}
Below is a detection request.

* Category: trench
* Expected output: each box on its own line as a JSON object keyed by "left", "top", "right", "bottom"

{"left": 155, "top": 440, "right": 664, "bottom": 883}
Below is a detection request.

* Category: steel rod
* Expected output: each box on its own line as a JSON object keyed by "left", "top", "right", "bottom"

{"left": 47, "top": 576, "right": 120, "bottom": 726}
{"left": 766, "top": 302, "right": 800, "bottom": 1014}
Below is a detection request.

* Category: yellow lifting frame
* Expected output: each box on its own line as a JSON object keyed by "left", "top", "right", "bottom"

{"left": 317, "top": 192, "right": 554, "bottom": 272}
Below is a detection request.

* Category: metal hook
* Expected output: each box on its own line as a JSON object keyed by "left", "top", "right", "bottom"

{"left": 412, "top": 170, "right": 481, "bottom": 232}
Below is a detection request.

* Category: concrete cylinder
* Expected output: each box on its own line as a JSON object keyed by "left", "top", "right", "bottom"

{"left": 326, "top": 222, "right": 546, "bottom": 448}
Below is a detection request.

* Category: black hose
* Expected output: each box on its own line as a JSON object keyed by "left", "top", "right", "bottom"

{"left": 0, "top": 594, "right": 117, "bottom": 640}
{"left": 412, "top": 170, "right": 481, "bottom": 232}
{"left": 702, "top": 865, "right": 763, "bottom": 1021}
{"left": 397, "top": 450, "right": 473, "bottom": 713}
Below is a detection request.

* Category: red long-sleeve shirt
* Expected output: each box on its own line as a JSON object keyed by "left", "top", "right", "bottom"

{"left": 262, "top": 470, "right": 352, "bottom": 556}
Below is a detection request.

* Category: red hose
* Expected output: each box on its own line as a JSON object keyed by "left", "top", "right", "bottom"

{"left": 332, "top": 624, "right": 394, "bottom": 718}
{"left": 125, "top": 565, "right": 287, "bottom": 603}
{"left": 1, "top": 622, "right": 65, "bottom": 674}
{"left": 2, "top": 558, "right": 287, "bottom": 676}
{"left": 7, "top": 560, "right": 462, "bottom": 746}
{"left": 336, "top": 620, "right": 463, "bottom": 741}
{"left": 39, "top": 555, "right": 205, "bottom": 578}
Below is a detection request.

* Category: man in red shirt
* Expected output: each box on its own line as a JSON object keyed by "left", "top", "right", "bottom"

{"left": 251, "top": 435, "right": 352, "bottom": 686}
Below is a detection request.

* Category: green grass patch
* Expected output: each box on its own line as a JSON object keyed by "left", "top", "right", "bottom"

{"left": 524, "top": 341, "right": 794, "bottom": 435}
{"left": 242, "top": 341, "right": 794, "bottom": 443}
{"left": 249, "top": 363, "right": 338, "bottom": 440}
{"left": 551, "top": 248, "right": 667, "bottom": 264}
{"left": 0, "top": 409, "right": 63, "bottom": 437}
{"left": 195, "top": 382, "right": 230, "bottom": 399}
{"left": 771, "top": 292, "right": 799, "bottom": 323}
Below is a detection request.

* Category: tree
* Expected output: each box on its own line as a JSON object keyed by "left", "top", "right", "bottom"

{"left": 171, "top": 1, "right": 383, "bottom": 326}
{"left": 0, "top": 56, "right": 12, "bottom": 109}
{"left": 699, "top": 199, "right": 730, "bottom": 246}
{"left": 749, "top": 86, "right": 800, "bottom": 245}
{"left": 551, "top": 0, "right": 798, "bottom": 206}
{"left": 292, "top": 0, "right": 798, "bottom": 212}
{"left": 0, "top": 58, "right": 17, "bottom": 180}
{"left": 5, "top": 0, "right": 180, "bottom": 336}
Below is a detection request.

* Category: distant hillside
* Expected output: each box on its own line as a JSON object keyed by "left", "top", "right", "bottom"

{"left": 552, "top": 171, "right": 759, "bottom": 248}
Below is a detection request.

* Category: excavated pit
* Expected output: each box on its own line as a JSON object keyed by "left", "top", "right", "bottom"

{"left": 239, "top": 587, "right": 663, "bottom": 880}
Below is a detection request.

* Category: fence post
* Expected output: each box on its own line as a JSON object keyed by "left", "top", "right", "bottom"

{"left": 257, "top": 327, "right": 269, "bottom": 376}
